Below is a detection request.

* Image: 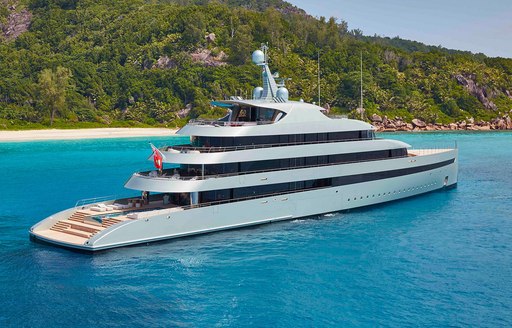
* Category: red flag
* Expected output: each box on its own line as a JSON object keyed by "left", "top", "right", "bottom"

{"left": 153, "top": 149, "right": 163, "bottom": 169}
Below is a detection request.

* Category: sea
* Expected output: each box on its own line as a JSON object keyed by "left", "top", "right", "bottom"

{"left": 0, "top": 132, "right": 511, "bottom": 327}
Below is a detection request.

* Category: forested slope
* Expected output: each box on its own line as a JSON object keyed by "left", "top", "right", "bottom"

{"left": 1, "top": 0, "right": 511, "bottom": 129}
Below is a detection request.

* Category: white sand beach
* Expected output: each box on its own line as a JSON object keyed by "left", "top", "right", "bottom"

{"left": 0, "top": 128, "right": 177, "bottom": 142}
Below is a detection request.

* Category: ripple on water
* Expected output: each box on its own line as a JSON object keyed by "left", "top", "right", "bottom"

{"left": 1, "top": 133, "right": 512, "bottom": 327}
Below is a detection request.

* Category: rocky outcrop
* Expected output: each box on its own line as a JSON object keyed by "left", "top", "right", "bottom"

{"left": 505, "top": 90, "right": 512, "bottom": 100}
{"left": 411, "top": 118, "right": 426, "bottom": 128}
{"left": 370, "top": 113, "right": 382, "bottom": 123}
{"left": 205, "top": 33, "right": 216, "bottom": 43}
{"left": 152, "top": 56, "right": 177, "bottom": 69}
{"left": 190, "top": 48, "right": 227, "bottom": 67}
{"left": 1, "top": 7, "right": 32, "bottom": 41}
{"left": 454, "top": 74, "right": 498, "bottom": 111}
{"left": 370, "top": 114, "right": 512, "bottom": 132}
{"left": 177, "top": 103, "right": 192, "bottom": 119}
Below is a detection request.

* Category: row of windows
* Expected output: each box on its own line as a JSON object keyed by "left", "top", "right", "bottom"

{"left": 178, "top": 148, "right": 408, "bottom": 177}
{"left": 197, "top": 159, "right": 454, "bottom": 204}
{"left": 191, "top": 130, "right": 376, "bottom": 148}
{"left": 228, "top": 106, "right": 280, "bottom": 122}
{"left": 200, "top": 178, "right": 331, "bottom": 203}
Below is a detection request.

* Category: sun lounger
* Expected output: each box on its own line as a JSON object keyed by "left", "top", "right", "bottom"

{"left": 90, "top": 206, "right": 106, "bottom": 212}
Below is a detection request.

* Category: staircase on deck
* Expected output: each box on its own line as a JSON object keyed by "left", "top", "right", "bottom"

{"left": 49, "top": 211, "right": 125, "bottom": 241}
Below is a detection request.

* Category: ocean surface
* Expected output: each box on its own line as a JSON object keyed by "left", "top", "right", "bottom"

{"left": 0, "top": 132, "right": 511, "bottom": 327}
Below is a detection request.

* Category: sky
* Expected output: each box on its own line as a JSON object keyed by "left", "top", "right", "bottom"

{"left": 287, "top": 0, "right": 512, "bottom": 58}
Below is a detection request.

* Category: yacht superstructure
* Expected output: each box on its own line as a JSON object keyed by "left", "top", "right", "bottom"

{"left": 30, "top": 46, "right": 458, "bottom": 251}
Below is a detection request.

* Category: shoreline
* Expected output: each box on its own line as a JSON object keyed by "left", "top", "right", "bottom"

{"left": 370, "top": 114, "right": 512, "bottom": 132}
{"left": 0, "top": 128, "right": 178, "bottom": 142}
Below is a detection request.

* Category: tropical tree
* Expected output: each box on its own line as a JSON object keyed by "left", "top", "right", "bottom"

{"left": 38, "top": 66, "right": 73, "bottom": 126}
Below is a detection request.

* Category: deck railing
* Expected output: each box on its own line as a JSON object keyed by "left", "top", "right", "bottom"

{"left": 179, "top": 185, "right": 331, "bottom": 211}
{"left": 75, "top": 195, "right": 117, "bottom": 208}
{"left": 187, "top": 119, "right": 274, "bottom": 126}
{"left": 134, "top": 154, "right": 412, "bottom": 181}
{"left": 165, "top": 137, "right": 377, "bottom": 154}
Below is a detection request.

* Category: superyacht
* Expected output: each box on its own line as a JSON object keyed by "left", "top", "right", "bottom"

{"left": 30, "top": 46, "right": 458, "bottom": 251}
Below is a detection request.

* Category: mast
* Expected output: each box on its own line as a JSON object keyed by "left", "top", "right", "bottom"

{"left": 318, "top": 50, "right": 321, "bottom": 107}
{"left": 360, "top": 51, "right": 364, "bottom": 120}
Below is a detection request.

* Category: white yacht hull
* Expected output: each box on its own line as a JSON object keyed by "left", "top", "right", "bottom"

{"left": 30, "top": 155, "right": 457, "bottom": 252}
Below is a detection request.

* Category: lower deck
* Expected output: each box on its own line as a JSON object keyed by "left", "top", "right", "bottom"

{"left": 33, "top": 198, "right": 181, "bottom": 246}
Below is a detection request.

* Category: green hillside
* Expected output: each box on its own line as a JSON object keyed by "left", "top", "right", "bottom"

{"left": 1, "top": 0, "right": 511, "bottom": 129}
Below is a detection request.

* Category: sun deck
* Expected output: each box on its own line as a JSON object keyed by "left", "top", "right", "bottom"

{"left": 33, "top": 199, "right": 182, "bottom": 246}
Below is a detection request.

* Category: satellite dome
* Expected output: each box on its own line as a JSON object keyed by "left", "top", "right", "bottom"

{"left": 253, "top": 87, "right": 263, "bottom": 99}
{"left": 252, "top": 50, "right": 265, "bottom": 65}
{"left": 276, "top": 87, "right": 289, "bottom": 101}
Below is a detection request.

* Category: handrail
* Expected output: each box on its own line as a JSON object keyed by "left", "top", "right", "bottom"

{"left": 164, "top": 137, "right": 378, "bottom": 154}
{"left": 179, "top": 185, "right": 331, "bottom": 211}
{"left": 188, "top": 119, "right": 274, "bottom": 126}
{"left": 134, "top": 154, "right": 411, "bottom": 181}
{"left": 75, "top": 195, "right": 117, "bottom": 208}
{"left": 75, "top": 186, "right": 332, "bottom": 221}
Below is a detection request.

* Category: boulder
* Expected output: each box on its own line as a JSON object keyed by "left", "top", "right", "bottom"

{"left": 411, "top": 118, "right": 426, "bottom": 128}
{"left": 496, "top": 119, "right": 506, "bottom": 130}
{"left": 387, "top": 122, "right": 397, "bottom": 129}
{"left": 152, "top": 55, "right": 177, "bottom": 69}
{"left": 406, "top": 123, "right": 413, "bottom": 130}
{"left": 370, "top": 113, "right": 382, "bottom": 123}
{"left": 448, "top": 123, "right": 458, "bottom": 130}
{"left": 505, "top": 116, "right": 512, "bottom": 129}
{"left": 205, "top": 33, "right": 216, "bottom": 43}
{"left": 395, "top": 120, "right": 405, "bottom": 127}
{"left": 191, "top": 48, "right": 227, "bottom": 67}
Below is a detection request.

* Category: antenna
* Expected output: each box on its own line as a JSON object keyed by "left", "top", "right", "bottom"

{"left": 318, "top": 50, "right": 321, "bottom": 107}
{"left": 360, "top": 51, "right": 364, "bottom": 120}
{"left": 262, "top": 43, "right": 268, "bottom": 64}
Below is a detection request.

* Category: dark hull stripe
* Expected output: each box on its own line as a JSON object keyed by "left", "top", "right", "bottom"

{"left": 194, "top": 158, "right": 456, "bottom": 206}
{"left": 332, "top": 158, "right": 456, "bottom": 186}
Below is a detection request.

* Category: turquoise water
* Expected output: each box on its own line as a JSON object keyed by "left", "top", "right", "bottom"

{"left": 0, "top": 132, "right": 511, "bottom": 327}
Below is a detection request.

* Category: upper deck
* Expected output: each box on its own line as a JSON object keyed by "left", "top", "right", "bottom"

{"left": 177, "top": 100, "right": 374, "bottom": 138}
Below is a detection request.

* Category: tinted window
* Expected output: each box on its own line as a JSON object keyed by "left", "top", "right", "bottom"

{"left": 305, "top": 134, "right": 317, "bottom": 142}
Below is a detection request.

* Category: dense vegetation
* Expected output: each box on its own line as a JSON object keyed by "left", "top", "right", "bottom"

{"left": 1, "top": 0, "right": 511, "bottom": 129}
